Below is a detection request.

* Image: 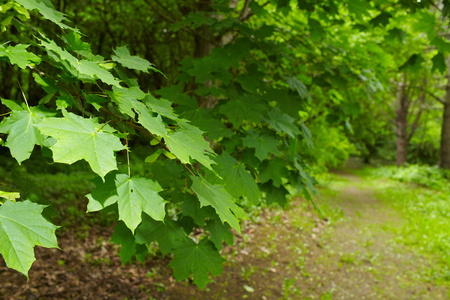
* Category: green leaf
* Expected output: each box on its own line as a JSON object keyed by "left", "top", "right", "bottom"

{"left": 35, "top": 109, "right": 126, "bottom": 179}
{"left": 181, "top": 196, "right": 215, "bottom": 227}
{"left": 164, "top": 122, "right": 215, "bottom": 169}
{"left": 77, "top": 60, "right": 121, "bottom": 87}
{"left": 14, "top": 0, "right": 73, "bottom": 30}
{"left": 259, "top": 157, "right": 289, "bottom": 187}
{"left": 86, "top": 173, "right": 166, "bottom": 232}
{"left": 286, "top": 77, "right": 311, "bottom": 101}
{"left": 138, "top": 110, "right": 168, "bottom": 137}
{"left": 431, "top": 36, "right": 450, "bottom": 53}
{"left": 369, "top": 12, "right": 392, "bottom": 27}
{"left": 65, "top": 31, "right": 91, "bottom": 53}
{"left": 242, "top": 131, "right": 280, "bottom": 161}
{"left": 205, "top": 218, "right": 233, "bottom": 250}
{"left": 212, "top": 152, "right": 262, "bottom": 204}
{"left": 185, "top": 108, "right": 233, "bottom": 140}
{"left": 39, "top": 38, "right": 121, "bottom": 87}
{"left": 190, "top": 176, "right": 246, "bottom": 233}
{"left": 111, "top": 221, "right": 137, "bottom": 264}
{"left": 0, "top": 44, "right": 41, "bottom": 69}
{"left": 294, "top": 158, "right": 319, "bottom": 197}
{"left": 83, "top": 93, "right": 108, "bottom": 111}
{"left": 260, "top": 183, "right": 289, "bottom": 208}
{"left": 135, "top": 214, "right": 191, "bottom": 255}
{"left": 432, "top": 52, "right": 447, "bottom": 74}
{"left": 0, "top": 191, "right": 20, "bottom": 202}
{"left": 0, "top": 200, "right": 58, "bottom": 277}
{"left": 219, "top": 95, "right": 266, "bottom": 128}
{"left": 0, "top": 106, "right": 55, "bottom": 164}
{"left": 347, "top": 0, "right": 371, "bottom": 21}
{"left": 300, "top": 120, "right": 314, "bottom": 149}
{"left": 0, "top": 98, "right": 24, "bottom": 111}
{"left": 264, "top": 108, "right": 301, "bottom": 138}
{"left": 112, "top": 46, "right": 157, "bottom": 73}
{"left": 169, "top": 238, "right": 224, "bottom": 288}
{"left": 33, "top": 73, "right": 60, "bottom": 94}
{"left": 399, "top": 54, "right": 425, "bottom": 72}
{"left": 108, "top": 87, "right": 168, "bottom": 136}
{"left": 414, "top": 11, "right": 436, "bottom": 39}
{"left": 144, "top": 94, "right": 179, "bottom": 120}
{"left": 108, "top": 86, "right": 146, "bottom": 118}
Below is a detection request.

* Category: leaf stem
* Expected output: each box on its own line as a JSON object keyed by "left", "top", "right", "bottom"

{"left": 126, "top": 137, "right": 131, "bottom": 177}
{"left": 95, "top": 120, "right": 112, "bottom": 132}
{"left": 16, "top": 79, "right": 31, "bottom": 114}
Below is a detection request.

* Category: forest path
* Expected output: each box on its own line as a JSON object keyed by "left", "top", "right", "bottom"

{"left": 163, "top": 170, "right": 449, "bottom": 299}
{"left": 1, "top": 170, "right": 448, "bottom": 299}
{"left": 301, "top": 171, "right": 446, "bottom": 299}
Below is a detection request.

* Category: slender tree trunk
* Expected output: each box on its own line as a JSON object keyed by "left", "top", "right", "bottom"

{"left": 439, "top": 58, "right": 450, "bottom": 168}
{"left": 396, "top": 75, "right": 409, "bottom": 166}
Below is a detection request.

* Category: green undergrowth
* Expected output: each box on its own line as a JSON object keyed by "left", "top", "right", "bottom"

{"left": 361, "top": 166, "right": 450, "bottom": 284}
{"left": 370, "top": 164, "right": 450, "bottom": 191}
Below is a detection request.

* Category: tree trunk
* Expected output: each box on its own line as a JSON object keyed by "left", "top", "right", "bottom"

{"left": 396, "top": 75, "right": 409, "bottom": 166}
{"left": 439, "top": 58, "right": 450, "bottom": 168}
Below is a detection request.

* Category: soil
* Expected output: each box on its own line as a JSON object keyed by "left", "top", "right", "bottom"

{"left": 0, "top": 171, "right": 448, "bottom": 299}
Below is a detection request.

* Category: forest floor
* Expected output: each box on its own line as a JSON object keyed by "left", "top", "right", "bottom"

{"left": 0, "top": 167, "right": 449, "bottom": 299}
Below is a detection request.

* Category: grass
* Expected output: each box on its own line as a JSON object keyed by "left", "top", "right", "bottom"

{"left": 351, "top": 165, "right": 450, "bottom": 285}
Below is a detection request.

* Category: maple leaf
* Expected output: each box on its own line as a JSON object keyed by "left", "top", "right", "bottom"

{"left": 185, "top": 108, "right": 233, "bottom": 140}
{"left": 108, "top": 86, "right": 146, "bottom": 118}
{"left": 190, "top": 176, "right": 246, "bottom": 233}
{"left": 108, "top": 87, "right": 168, "bottom": 136}
{"left": 286, "top": 76, "right": 311, "bottom": 100}
{"left": 135, "top": 214, "right": 191, "bottom": 255}
{"left": 144, "top": 94, "right": 179, "bottom": 120}
{"left": 164, "top": 122, "right": 215, "bottom": 169}
{"left": 0, "top": 106, "right": 55, "bottom": 164}
{"left": 259, "top": 157, "right": 289, "bottom": 187}
{"left": 260, "top": 182, "right": 289, "bottom": 208}
{"left": 77, "top": 60, "right": 121, "bottom": 87}
{"left": 39, "top": 38, "right": 121, "bottom": 87}
{"left": 35, "top": 110, "right": 126, "bottom": 179}
{"left": 264, "top": 108, "right": 301, "bottom": 138}
{"left": 212, "top": 152, "right": 262, "bottom": 204}
{"left": 112, "top": 46, "right": 158, "bottom": 73}
{"left": 14, "top": 0, "right": 73, "bottom": 30}
{"left": 242, "top": 131, "right": 281, "bottom": 161}
{"left": 0, "top": 44, "right": 41, "bottom": 69}
{"left": 300, "top": 120, "right": 314, "bottom": 149}
{"left": 86, "top": 173, "right": 166, "bottom": 232}
{"left": 219, "top": 94, "right": 266, "bottom": 128}
{"left": 169, "top": 239, "right": 224, "bottom": 288}
{"left": 111, "top": 221, "right": 138, "bottom": 263}
{"left": 138, "top": 110, "right": 168, "bottom": 137}
{"left": 0, "top": 200, "right": 59, "bottom": 277}
{"left": 181, "top": 196, "right": 215, "bottom": 227}
{"left": 205, "top": 218, "right": 233, "bottom": 250}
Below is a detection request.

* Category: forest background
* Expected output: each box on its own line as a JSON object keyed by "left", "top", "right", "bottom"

{"left": 0, "top": 0, "right": 450, "bottom": 295}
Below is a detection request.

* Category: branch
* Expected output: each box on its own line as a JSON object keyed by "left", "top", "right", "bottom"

{"left": 239, "top": 0, "right": 253, "bottom": 21}
{"left": 408, "top": 83, "right": 426, "bottom": 142}
{"left": 142, "top": 0, "right": 177, "bottom": 24}
{"left": 426, "top": 90, "right": 445, "bottom": 104}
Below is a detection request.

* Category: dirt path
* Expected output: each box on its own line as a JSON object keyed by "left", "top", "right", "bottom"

{"left": 304, "top": 172, "right": 447, "bottom": 299}
{"left": 0, "top": 172, "right": 448, "bottom": 299}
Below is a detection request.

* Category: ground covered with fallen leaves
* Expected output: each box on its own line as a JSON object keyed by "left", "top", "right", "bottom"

{"left": 1, "top": 168, "right": 449, "bottom": 299}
